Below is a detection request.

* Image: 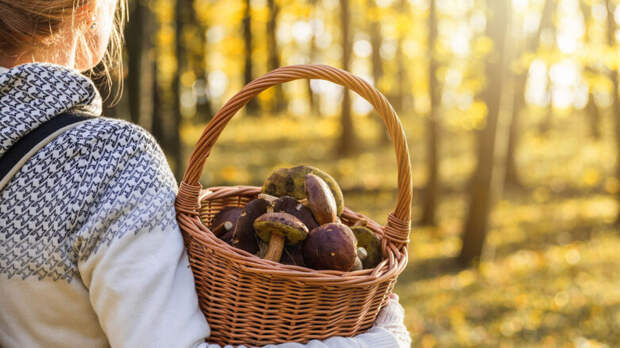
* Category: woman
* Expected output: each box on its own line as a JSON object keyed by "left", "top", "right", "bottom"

{"left": 0, "top": 0, "right": 411, "bottom": 347}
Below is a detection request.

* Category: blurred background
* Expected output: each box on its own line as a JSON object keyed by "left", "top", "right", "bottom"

{"left": 103, "top": 0, "right": 620, "bottom": 346}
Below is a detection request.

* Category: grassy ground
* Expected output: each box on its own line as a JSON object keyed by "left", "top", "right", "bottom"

{"left": 181, "top": 110, "right": 620, "bottom": 347}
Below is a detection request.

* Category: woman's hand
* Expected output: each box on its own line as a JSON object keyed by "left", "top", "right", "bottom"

{"left": 204, "top": 294, "right": 411, "bottom": 348}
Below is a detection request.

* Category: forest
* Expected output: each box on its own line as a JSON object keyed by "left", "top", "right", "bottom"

{"left": 103, "top": 0, "right": 620, "bottom": 346}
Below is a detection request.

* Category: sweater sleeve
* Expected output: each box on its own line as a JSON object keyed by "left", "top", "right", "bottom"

{"left": 74, "top": 122, "right": 210, "bottom": 348}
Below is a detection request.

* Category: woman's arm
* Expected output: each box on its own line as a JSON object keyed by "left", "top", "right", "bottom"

{"left": 75, "top": 121, "right": 410, "bottom": 348}
{"left": 75, "top": 121, "right": 210, "bottom": 347}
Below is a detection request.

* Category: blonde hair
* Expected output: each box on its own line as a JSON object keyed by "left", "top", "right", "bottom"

{"left": 0, "top": 0, "right": 127, "bottom": 103}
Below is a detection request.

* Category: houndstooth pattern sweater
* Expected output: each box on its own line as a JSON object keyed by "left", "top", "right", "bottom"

{"left": 0, "top": 63, "right": 410, "bottom": 348}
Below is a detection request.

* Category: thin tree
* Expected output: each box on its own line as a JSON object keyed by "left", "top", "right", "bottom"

{"left": 580, "top": 0, "right": 602, "bottom": 139}
{"left": 605, "top": 0, "right": 620, "bottom": 224}
{"left": 126, "top": 0, "right": 154, "bottom": 131}
{"left": 243, "top": 0, "right": 260, "bottom": 114}
{"left": 172, "top": 0, "right": 187, "bottom": 180}
{"left": 393, "top": 0, "right": 411, "bottom": 113}
{"left": 336, "top": 0, "right": 357, "bottom": 156}
{"left": 306, "top": 0, "right": 320, "bottom": 116}
{"left": 504, "top": 0, "right": 553, "bottom": 189}
{"left": 420, "top": 0, "right": 440, "bottom": 226}
{"left": 267, "top": 0, "right": 286, "bottom": 113}
{"left": 459, "top": 0, "right": 510, "bottom": 267}
{"left": 151, "top": 61, "right": 165, "bottom": 149}
{"left": 367, "top": 0, "right": 389, "bottom": 144}
{"left": 187, "top": 3, "right": 213, "bottom": 122}
{"left": 539, "top": 1, "right": 557, "bottom": 134}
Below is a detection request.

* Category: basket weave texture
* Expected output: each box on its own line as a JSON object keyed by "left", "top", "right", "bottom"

{"left": 175, "top": 64, "right": 413, "bottom": 346}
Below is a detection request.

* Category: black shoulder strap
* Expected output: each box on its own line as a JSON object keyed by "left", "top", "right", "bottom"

{"left": 0, "top": 113, "right": 91, "bottom": 191}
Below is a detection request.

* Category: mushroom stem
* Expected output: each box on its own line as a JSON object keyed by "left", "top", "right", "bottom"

{"left": 258, "top": 193, "right": 279, "bottom": 205}
{"left": 264, "top": 233, "right": 286, "bottom": 261}
{"left": 357, "top": 247, "right": 368, "bottom": 261}
{"left": 212, "top": 221, "right": 233, "bottom": 236}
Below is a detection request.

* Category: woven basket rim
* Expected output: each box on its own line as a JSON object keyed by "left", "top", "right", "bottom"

{"left": 179, "top": 186, "right": 408, "bottom": 286}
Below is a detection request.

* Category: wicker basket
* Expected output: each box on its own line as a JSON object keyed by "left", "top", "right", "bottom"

{"left": 175, "top": 64, "right": 412, "bottom": 346}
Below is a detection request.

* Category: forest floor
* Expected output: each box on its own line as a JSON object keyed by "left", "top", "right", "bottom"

{"left": 181, "top": 110, "right": 620, "bottom": 347}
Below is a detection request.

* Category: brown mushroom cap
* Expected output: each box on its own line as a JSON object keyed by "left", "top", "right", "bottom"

{"left": 262, "top": 165, "right": 345, "bottom": 216}
{"left": 302, "top": 223, "right": 357, "bottom": 271}
{"left": 304, "top": 174, "right": 338, "bottom": 225}
{"left": 274, "top": 196, "right": 319, "bottom": 231}
{"left": 254, "top": 212, "right": 309, "bottom": 262}
{"left": 351, "top": 226, "right": 381, "bottom": 269}
{"left": 254, "top": 212, "right": 309, "bottom": 245}
{"left": 232, "top": 198, "right": 271, "bottom": 254}
{"left": 210, "top": 207, "right": 243, "bottom": 236}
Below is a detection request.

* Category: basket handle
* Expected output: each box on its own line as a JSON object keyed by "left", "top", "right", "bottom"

{"left": 176, "top": 64, "right": 412, "bottom": 247}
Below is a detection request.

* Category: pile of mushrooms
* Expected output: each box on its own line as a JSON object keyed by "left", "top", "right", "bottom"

{"left": 201, "top": 165, "right": 382, "bottom": 271}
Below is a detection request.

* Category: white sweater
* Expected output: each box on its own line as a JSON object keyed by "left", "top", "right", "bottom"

{"left": 0, "top": 63, "right": 410, "bottom": 348}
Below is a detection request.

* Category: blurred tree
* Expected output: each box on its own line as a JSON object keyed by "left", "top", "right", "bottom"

{"left": 337, "top": 0, "right": 357, "bottom": 156}
{"left": 267, "top": 0, "right": 287, "bottom": 113}
{"left": 504, "top": 0, "right": 554, "bottom": 190}
{"left": 243, "top": 0, "right": 260, "bottom": 114}
{"left": 420, "top": 0, "right": 440, "bottom": 226}
{"left": 393, "top": 0, "right": 411, "bottom": 113}
{"left": 187, "top": 0, "right": 213, "bottom": 122}
{"left": 367, "top": 0, "right": 389, "bottom": 144}
{"left": 151, "top": 61, "right": 165, "bottom": 149}
{"left": 579, "top": 0, "right": 602, "bottom": 139}
{"left": 172, "top": 0, "right": 187, "bottom": 180}
{"left": 126, "top": 0, "right": 155, "bottom": 131}
{"left": 539, "top": 0, "right": 557, "bottom": 135}
{"left": 459, "top": 0, "right": 510, "bottom": 267}
{"left": 605, "top": 0, "right": 620, "bottom": 224}
{"left": 306, "top": 0, "right": 320, "bottom": 116}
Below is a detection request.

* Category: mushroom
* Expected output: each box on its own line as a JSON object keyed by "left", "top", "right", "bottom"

{"left": 302, "top": 223, "right": 357, "bottom": 271}
{"left": 273, "top": 196, "right": 319, "bottom": 231}
{"left": 351, "top": 225, "right": 381, "bottom": 269}
{"left": 357, "top": 247, "right": 368, "bottom": 261}
{"left": 351, "top": 257, "right": 363, "bottom": 271}
{"left": 281, "top": 245, "right": 306, "bottom": 267}
{"left": 210, "top": 207, "right": 243, "bottom": 236}
{"left": 302, "top": 174, "right": 337, "bottom": 225}
{"left": 232, "top": 198, "right": 272, "bottom": 254}
{"left": 254, "top": 212, "right": 309, "bottom": 262}
{"left": 262, "top": 165, "right": 345, "bottom": 216}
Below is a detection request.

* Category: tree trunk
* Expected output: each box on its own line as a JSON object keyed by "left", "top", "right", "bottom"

{"left": 367, "top": 0, "right": 389, "bottom": 144}
{"left": 504, "top": 78, "right": 525, "bottom": 189}
{"left": 393, "top": 0, "right": 410, "bottom": 113}
{"left": 538, "top": 0, "right": 557, "bottom": 135}
{"left": 605, "top": 0, "right": 620, "bottom": 224}
{"left": 420, "top": 0, "right": 440, "bottom": 226}
{"left": 306, "top": 0, "right": 320, "bottom": 116}
{"left": 267, "top": 0, "right": 286, "bottom": 114}
{"left": 504, "top": 0, "right": 553, "bottom": 189}
{"left": 188, "top": 3, "right": 213, "bottom": 122}
{"left": 126, "top": 0, "right": 154, "bottom": 131}
{"left": 172, "top": 0, "right": 186, "bottom": 181}
{"left": 336, "top": 0, "right": 356, "bottom": 157}
{"left": 243, "top": 0, "right": 260, "bottom": 114}
{"left": 459, "top": 0, "right": 509, "bottom": 267}
{"left": 151, "top": 61, "right": 165, "bottom": 148}
{"left": 580, "top": 1, "right": 601, "bottom": 139}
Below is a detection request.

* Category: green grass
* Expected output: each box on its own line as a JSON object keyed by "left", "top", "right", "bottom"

{"left": 181, "top": 110, "right": 620, "bottom": 347}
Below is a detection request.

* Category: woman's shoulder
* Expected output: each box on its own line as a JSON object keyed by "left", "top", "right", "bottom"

{"left": 66, "top": 116, "right": 174, "bottom": 186}
{"left": 72, "top": 116, "right": 160, "bottom": 151}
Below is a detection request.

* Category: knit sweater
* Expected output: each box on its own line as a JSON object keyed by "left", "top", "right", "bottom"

{"left": 0, "top": 63, "right": 410, "bottom": 348}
